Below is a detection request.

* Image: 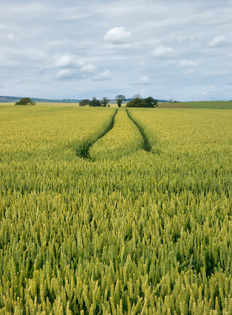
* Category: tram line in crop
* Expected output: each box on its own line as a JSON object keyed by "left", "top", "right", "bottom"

{"left": 126, "top": 109, "right": 152, "bottom": 152}
{"left": 75, "top": 109, "right": 118, "bottom": 159}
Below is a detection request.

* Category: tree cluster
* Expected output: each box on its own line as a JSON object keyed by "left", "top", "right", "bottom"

{"left": 15, "top": 98, "right": 36, "bottom": 106}
{"left": 79, "top": 97, "right": 110, "bottom": 107}
{"left": 79, "top": 95, "right": 158, "bottom": 108}
{"left": 126, "top": 97, "right": 158, "bottom": 108}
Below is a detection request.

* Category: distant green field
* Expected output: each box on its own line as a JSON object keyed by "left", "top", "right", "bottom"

{"left": 159, "top": 101, "right": 232, "bottom": 109}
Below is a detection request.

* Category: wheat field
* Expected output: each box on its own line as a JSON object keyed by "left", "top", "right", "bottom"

{"left": 0, "top": 106, "right": 232, "bottom": 314}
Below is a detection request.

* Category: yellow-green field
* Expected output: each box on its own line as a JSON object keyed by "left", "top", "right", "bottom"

{"left": 0, "top": 106, "right": 232, "bottom": 314}
{"left": 0, "top": 102, "right": 120, "bottom": 107}
{"left": 0, "top": 103, "right": 79, "bottom": 107}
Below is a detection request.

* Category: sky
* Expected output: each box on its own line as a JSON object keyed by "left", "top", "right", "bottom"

{"left": 0, "top": 0, "right": 232, "bottom": 101}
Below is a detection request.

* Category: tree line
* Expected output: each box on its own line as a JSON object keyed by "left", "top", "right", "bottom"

{"left": 79, "top": 97, "right": 110, "bottom": 107}
{"left": 126, "top": 96, "right": 158, "bottom": 108}
{"left": 15, "top": 95, "right": 158, "bottom": 108}
{"left": 80, "top": 95, "right": 158, "bottom": 108}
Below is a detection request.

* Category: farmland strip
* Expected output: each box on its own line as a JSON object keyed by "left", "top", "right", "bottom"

{"left": 75, "top": 109, "right": 118, "bottom": 159}
{"left": 126, "top": 109, "right": 152, "bottom": 152}
{"left": 90, "top": 109, "right": 143, "bottom": 160}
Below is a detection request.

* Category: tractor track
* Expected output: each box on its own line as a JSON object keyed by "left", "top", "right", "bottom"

{"left": 76, "top": 109, "right": 118, "bottom": 159}
{"left": 126, "top": 109, "right": 152, "bottom": 152}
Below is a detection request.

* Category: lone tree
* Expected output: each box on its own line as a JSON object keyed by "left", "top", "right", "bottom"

{"left": 101, "top": 97, "right": 110, "bottom": 107}
{"left": 115, "top": 95, "right": 126, "bottom": 108}
{"left": 15, "top": 97, "right": 35, "bottom": 105}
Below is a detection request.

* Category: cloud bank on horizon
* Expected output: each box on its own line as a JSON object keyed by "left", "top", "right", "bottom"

{"left": 0, "top": 0, "right": 232, "bottom": 101}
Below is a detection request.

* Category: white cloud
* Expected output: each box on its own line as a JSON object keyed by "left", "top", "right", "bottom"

{"left": 54, "top": 55, "right": 110, "bottom": 81}
{"left": 138, "top": 76, "right": 151, "bottom": 85}
{"left": 151, "top": 47, "right": 176, "bottom": 59}
{"left": 55, "top": 55, "right": 96, "bottom": 72}
{"left": 131, "top": 76, "right": 151, "bottom": 86}
{"left": 56, "top": 69, "right": 77, "bottom": 80}
{"left": 6, "top": 33, "right": 14, "bottom": 40}
{"left": 55, "top": 55, "right": 75, "bottom": 67}
{"left": 179, "top": 60, "right": 199, "bottom": 67}
{"left": 104, "top": 27, "right": 131, "bottom": 44}
{"left": 208, "top": 36, "right": 230, "bottom": 47}
{"left": 94, "top": 70, "right": 112, "bottom": 81}
{"left": 54, "top": 55, "right": 97, "bottom": 80}
{"left": 81, "top": 62, "right": 96, "bottom": 73}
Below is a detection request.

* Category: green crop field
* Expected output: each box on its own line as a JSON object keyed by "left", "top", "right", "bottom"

{"left": 0, "top": 106, "right": 232, "bottom": 314}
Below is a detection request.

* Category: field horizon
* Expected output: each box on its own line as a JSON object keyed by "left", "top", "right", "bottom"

{"left": 1, "top": 100, "right": 232, "bottom": 109}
